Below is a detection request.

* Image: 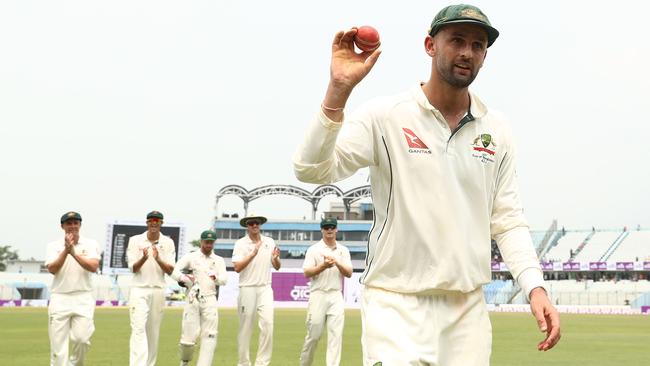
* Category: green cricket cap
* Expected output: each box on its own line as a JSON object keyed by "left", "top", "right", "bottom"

{"left": 428, "top": 4, "right": 499, "bottom": 47}
{"left": 146, "top": 210, "right": 164, "bottom": 220}
{"left": 320, "top": 217, "right": 338, "bottom": 228}
{"left": 60, "top": 211, "right": 82, "bottom": 223}
{"left": 200, "top": 230, "right": 217, "bottom": 241}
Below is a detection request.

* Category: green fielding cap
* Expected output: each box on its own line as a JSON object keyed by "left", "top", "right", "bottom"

{"left": 428, "top": 4, "right": 499, "bottom": 47}
{"left": 60, "top": 211, "right": 82, "bottom": 223}
{"left": 320, "top": 217, "right": 338, "bottom": 228}
{"left": 146, "top": 210, "right": 164, "bottom": 220}
{"left": 201, "top": 230, "right": 217, "bottom": 241}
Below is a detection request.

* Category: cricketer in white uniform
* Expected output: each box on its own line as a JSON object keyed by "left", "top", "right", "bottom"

{"left": 45, "top": 211, "right": 102, "bottom": 366}
{"left": 293, "top": 4, "right": 561, "bottom": 365}
{"left": 299, "top": 218, "right": 352, "bottom": 366}
{"left": 232, "top": 213, "right": 281, "bottom": 366}
{"left": 172, "top": 230, "right": 227, "bottom": 366}
{"left": 127, "top": 210, "right": 176, "bottom": 366}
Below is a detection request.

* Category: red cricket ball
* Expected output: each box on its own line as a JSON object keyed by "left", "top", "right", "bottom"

{"left": 354, "top": 25, "right": 380, "bottom": 52}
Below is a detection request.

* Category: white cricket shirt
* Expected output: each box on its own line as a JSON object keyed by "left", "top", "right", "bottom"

{"left": 172, "top": 250, "right": 227, "bottom": 296}
{"left": 303, "top": 240, "right": 352, "bottom": 292}
{"left": 45, "top": 237, "right": 102, "bottom": 294}
{"left": 232, "top": 235, "right": 276, "bottom": 287}
{"left": 294, "top": 85, "right": 545, "bottom": 297}
{"left": 127, "top": 232, "right": 176, "bottom": 288}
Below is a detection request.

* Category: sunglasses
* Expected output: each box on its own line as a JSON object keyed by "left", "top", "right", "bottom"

{"left": 322, "top": 225, "right": 337, "bottom": 230}
{"left": 147, "top": 218, "right": 161, "bottom": 224}
{"left": 247, "top": 220, "right": 261, "bottom": 226}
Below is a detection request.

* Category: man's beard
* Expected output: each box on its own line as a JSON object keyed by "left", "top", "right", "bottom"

{"left": 437, "top": 61, "right": 478, "bottom": 88}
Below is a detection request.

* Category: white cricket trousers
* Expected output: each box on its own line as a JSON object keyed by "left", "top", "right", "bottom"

{"left": 179, "top": 295, "right": 219, "bottom": 366}
{"left": 361, "top": 286, "right": 491, "bottom": 366}
{"left": 48, "top": 292, "right": 95, "bottom": 366}
{"left": 299, "top": 290, "right": 345, "bottom": 366}
{"left": 237, "top": 285, "right": 274, "bottom": 366}
{"left": 129, "top": 287, "right": 165, "bottom": 366}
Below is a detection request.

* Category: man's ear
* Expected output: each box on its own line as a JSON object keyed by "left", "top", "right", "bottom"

{"left": 424, "top": 36, "right": 436, "bottom": 57}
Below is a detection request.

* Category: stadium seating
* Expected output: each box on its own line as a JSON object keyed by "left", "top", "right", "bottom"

{"left": 573, "top": 231, "right": 621, "bottom": 262}
{"left": 607, "top": 230, "right": 650, "bottom": 262}
{"left": 544, "top": 232, "right": 588, "bottom": 262}
{"left": 2, "top": 227, "right": 649, "bottom": 308}
{"left": 482, "top": 280, "right": 514, "bottom": 304}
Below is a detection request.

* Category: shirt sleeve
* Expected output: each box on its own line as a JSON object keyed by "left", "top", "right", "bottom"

{"left": 216, "top": 257, "right": 227, "bottom": 286}
{"left": 268, "top": 238, "right": 277, "bottom": 263}
{"left": 293, "top": 107, "right": 377, "bottom": 184}
{"left": 517, "top": 267, "right": 547, "bottom": 300}
{"left": 164, "top": 237, "right": 176, "bottom": 265}
{"left": 231, "top": 240, "right": 245, "bottom": 263}
{"left": 342, "top": 247, "right": 352, "bottom": 268}
{"left": 495, "top": 227, "right": 545, "bottom": 301}
{"left": 44, "top": 241, "right": 61, "bottom": 266}
{"left": 302, "top": 246, "right": 317, "bottom": 270}
{"left": 490, "top": 127, "right": 545, "bottom": 300}
{"left": 171, "top": 253, "right": 191, "bottom": 282}
{"left": 490, "top": 128, "right": 529, "bottom": 236}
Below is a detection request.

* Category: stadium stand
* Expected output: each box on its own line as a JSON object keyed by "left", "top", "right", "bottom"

{"left": 530, "top": 230, "right": 548, "bottom": 252}
{"left": 482, "top": 280, "right": 514, "bottom": 304}
{"left": 0, "top": 273, "right": 52, "bottom": 300}
{"left": 544, "top": 231, "right": 588, "bottom": 262}
{"left": 607, "top": 230, "right": 650, "bottom": 262}
{"left": 573, "top": 231, "right": 621, "bottom": 262}
{"left": 2, "top": 224, "right": 650, "bottom": 309}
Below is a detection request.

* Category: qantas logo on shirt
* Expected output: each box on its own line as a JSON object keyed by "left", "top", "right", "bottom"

{"left": 402, "top": 128, "right": 431, "bottom": 154}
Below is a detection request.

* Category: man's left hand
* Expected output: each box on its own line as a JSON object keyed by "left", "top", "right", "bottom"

{"left": 324, "top": 255, "right": 336, "bottom": 267}
{"left": 529, "top": 287, "right": 561, "bottom": 351}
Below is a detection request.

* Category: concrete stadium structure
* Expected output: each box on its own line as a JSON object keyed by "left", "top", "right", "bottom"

{"left": 0, "top": 184, "right": 649, "bottom": 312}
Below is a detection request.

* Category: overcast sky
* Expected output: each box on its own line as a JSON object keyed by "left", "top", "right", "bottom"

{"left": 1, "top": 0, "right": 648, "bottom": 260}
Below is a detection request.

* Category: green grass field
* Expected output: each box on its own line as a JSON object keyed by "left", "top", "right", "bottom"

{"left": 1, "top": 308, "right": 648, "bottom": 365}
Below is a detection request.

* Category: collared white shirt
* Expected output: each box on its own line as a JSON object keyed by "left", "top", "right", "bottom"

{"left": 127, "top": 232, "right": 176, "bottom": 288}
{"left": 45, "top": 236, "right": 102, "bottom": 294}
{"left": 232, "top": 235, "right": 276, "bottom": 287}
{"left": 294, "top": 85, "right": 545, "bottom": 297}
{"left": 303, "top": 240, "right": 351, "bottom": 292}
{"left": 172, "top": 250, "right": 227, "bottom": 297}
